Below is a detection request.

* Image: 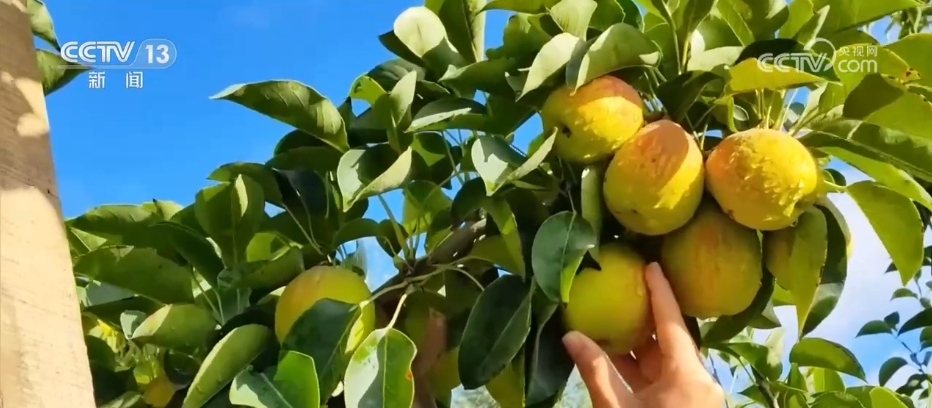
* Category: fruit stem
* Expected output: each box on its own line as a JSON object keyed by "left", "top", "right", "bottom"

{"left": 386, "top": 291, "right": 410, "bottom": 330}
{"left": 823, "top": 179, "right": 847, "bottom": 193}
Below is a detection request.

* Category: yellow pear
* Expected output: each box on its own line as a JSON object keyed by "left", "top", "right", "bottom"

{"left": 705, "top": 128, "right": 822, "bottom": 231}
{"left": 660, "top": 201, "right": 763, "bottom": 319}
{"left": 485, "top": 362, "right": 525, "bottom": 408}
{"left": 274, "top": 266, "right": 375, "bottom": 354}
{"left": 540, "top": 76, "right": 645, "bottom": 164}
{"left": 562, "top": 242, "right": 653, "bottom": 354}
{"left": 603, "top": 119, "right": 705, "bottom": 235}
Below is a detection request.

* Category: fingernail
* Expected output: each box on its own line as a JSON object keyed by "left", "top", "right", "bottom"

{"left": 562, "top": 331, "right": 585, "bottom": 351}
{"left": 646, "top": 262, "right": 661, "bottom": 275}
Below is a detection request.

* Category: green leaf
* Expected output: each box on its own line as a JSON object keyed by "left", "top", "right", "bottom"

{"left": 714, "top": 0, "right": 755, "bottom": 46}
{"left": 789, "top": 337, "right": 865, "bottom": 381}
{"left": 429, "top": 0, "right": 486, "bottom": 64}
{"left": 674, "top": 0, "right": 716, "bottom": 71}
{"left": 336, "top": 144, "right": 414, "bottom": 210}
{"left": 820, "top": 147, "right": 932, "bottom": 212}
{"left": 130, "top": 303, "right": 217, "bottom": 350}
{"left": 332, "top": 218, "right": 381, "bottom": 250}
{"left": 195, "top": 175, "right": 266, "bottom": 267}
{"left": 817, "top": 0, "right": 921, "bottom": 37}
{"left": 36, "top": 49, "right": 89, "bottom": 96}
{"left": 229, "top": 351, "right": 320, "bottom": 408}
{"left": 468, "top": 235, "right": 524, "bottom": 275}
{"left": 798, "top": 205, "right": 846, "bottom": 337}
{"left": 843, "top": 74, "right": 932, "bottom": 141}
{"left": 878, "top": 357, "right": 908, "bottom": 387}
{"left": 280, "top": 299, "right": 362, "bottom": 401}
{"left": 531, "top": 211, "right": 597, "bottom": 303}
{"left": 402, "top": 181, "right": 452, "bottom": 235}
{"left": 458, "top": 274, "right": 533, "bottom": 389}
{"left": 891, "top": 288, "right": 917, "bottom": 300}
{"left": 208, "top": 162, "right": 284, "bottom": 207}
{"left": 485, "top": 13, "right": 552, "bottom": 61}
{"left": 344, "top": 328, "right": 417, "bottom": 408}
{"left": 809, "top": 367, "right": 845, "bottom": 393}
{"left": 521, "top": 33, "right": 587, "bottom": 98}
{"left": 149, "top": 221, "right": 224, "bottom": 286}
{"left": 579, "top": 164, "right": 604, "bottom": 262}
{"left": 482, "top": 197, "right": 526, "bottom": 276}
{"left": 779, "top": 0, "right": 812, "bottom": 38}
{"left": 470, "top": 131, "right": 556, "bottom": 196}
{"left": 811, "top": 391, "right": 865, "bottom": 408}
{"left": 549, "top": 0, "right": 597, "bottom": 39}
{"left": 229, "top": 233, "right": 305, "bottom": 291}
{"left": 408, "top": 97, "right": 486, "bottom": 132}
{"left": 211, "top": 81, "right": 349, "bottom": 152}
{"left": 886, "top": 33, "right": 932, "bottom": 89}
{"left": 763, "top": 207, "right": 827, "bottom": 338}
{"left": 27, "top": 0, "right": 59, "bottom": 48}
{"left": 856, "top": 320, "right": 893, "bottom": 337}
{"left": 566, "top": 23, "right": 661, "bottom": 91}
{"left": 482, "top": 0, "right": 554, "bottom": 13}
{"left": 899, "top": 309, "right": 932, "bottom": 335}
{"left": 182, "top": 324, "right": 273, "bottom": 408}
{"left": 847, "top": 181, "right": 924, "bottom": 285}
{"left": 801, "top": 119, "right": 932, "bottom": 183}
{"left": 73, "top": 246, "right": 194, "bottom": 304}
{"left": 870, "top": 386, "right": 910, "bottom": 408}
{"left": 724, "top": 58, "right": 825, "bottom": 95}
{"left": 523, "top": 303, "right": 575, "bottom": 406}
{"left": 713, "top": 342, "right": 782, "bottom": 381}
{"left": 267, "top": 147, "right": 343, "bottom": 177}
{"left": 349, "top": 74, "right": 387, "bottom": 105}
{"left": 439, "top": 59, "right": 517, "bottom": 97}
{"left": 372, "top": 71, "right": 417, "bottom": 149}
{"left": 392, "top": 6, "right": 465, "bottom": 73}
{"left": 833, "top": 44, "right": 918, "bottom": 92}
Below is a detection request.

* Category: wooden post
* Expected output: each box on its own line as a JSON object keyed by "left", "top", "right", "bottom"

{"left": 0, "top": 0, "right": 96, "bottom": 406}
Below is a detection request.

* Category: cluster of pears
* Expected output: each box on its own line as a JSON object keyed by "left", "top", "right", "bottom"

{"left": 547, "top": 76, "right": 826, "bottom": 355}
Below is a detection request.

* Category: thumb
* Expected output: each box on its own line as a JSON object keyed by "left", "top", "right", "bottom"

{"left": 562, "top": 331, "right": 636, "bottom": 408}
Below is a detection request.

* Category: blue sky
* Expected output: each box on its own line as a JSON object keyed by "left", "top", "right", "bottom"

{"left": 42, "top": 0, "right": 928, "bottom": 398}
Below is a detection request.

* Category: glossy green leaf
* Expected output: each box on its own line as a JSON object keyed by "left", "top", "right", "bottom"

{"left": 36, "top": 49, "right": 89, "bottom": 95}
{"left": 580, "top": 164, "right": 604, "bottom": 262}
{"left": 521, "top": 33, "right": 587, "bottom": 98}
{"left": 392, "top": 6, "right": 465, "bottom": 73}
{"left": 820, "top": 147, "right": 932, "bottom": 212}
{"left": 212, "top": 81, "right": 348, "bottom": 152}
{"left": 344, "top": 328, "right": 417, "bottom": 408}
{"left": 482, "top": 197, "right": 526, "bottom": 276}
{"left": 809, "top": 367, "right": 845, "bottom": 393}
{"left": 182, "top": 324, "right": 273, "bottom": 408}
{"left": 229, "top": 351, "right": 320, "bottom": 408}
{"left": 847, "top": 181, "right": 924, "bottom": 285}
{"left": 280, "top": 299, "right": 362, "bottom": 402}
{"left": 899, "top": 309, "right": 932, "bottom": 335}
{"left": 73, "top": 246, "right": 194, "bottom": 304}
{"left": 27, "top": 0, "right": 59, "bottom": 48}
{"left": 870, "top": 386, "right": 910, "bottom": 408}
{"left": 148, "top": 221, "right": 224, "bottom": 287}
{"left": 878, "top": 357, "right": 908, "bottom": 387}
{"left": 763, "top": 207, "right": 827, "bottom": 338}
{"left": 401, "top": 181, "right": 452, "bottom": 235}
{"left": 566, "top": 23, "right": 661, "bottom": 91}
{"left": 817, "top": 0, "right": 921, "bottom": 37}
{"left": 789, "top": 337, "right": 865, "bottom": 381}
{"left": 548, "top": 0, "right": 597, "bottom": 39}
{"left": 856, "top": 320, "right": 893, "bottom": 337}
{"left": 885, "top": 33, "right": 932, "bottom": 89}
{"left": 724, "top": 58, "right": 825, "bottom": 95}
{"left": 336, "top": 144, "right": 414, "bottom": 210}
{"left": 470, "top": 131, "right": 555, "bottom": 196}
{"left": 130, "top": 303, "right": 217, "bottom": 350}
{"left": 458, "top": 274, "right": 533, "bottom": 389}
{"left": 844, "top": 74, "right": 932, "bottom": 142}
{"left": 332, "top": 219, "right": 381, "bottom": 250}
{"left": 428, "top": 0, "right": 486, "bottom": 64}
{"left": 408, "top": 98, "right": 486, "bottom": 132}
{"left": 801, "top": 119, "right": 932, "bottom": 183}
{"left": 531, "top": 211, "right": 597, "bottom": 303}
{"left": 195, "top": 175, "right": 266, "bottom": 268}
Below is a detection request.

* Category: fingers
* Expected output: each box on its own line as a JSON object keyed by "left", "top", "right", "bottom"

{"left": 612, "top": 354, "right": 650, "bottom": 393}
{"left": 563, "top": 331, "right": 636, "bottom": 407}
{"left": 644, "top": 262, "right": 701, "bottom": 363}
{"left": 631, "top": 340, "right": 662, "bottom": 382}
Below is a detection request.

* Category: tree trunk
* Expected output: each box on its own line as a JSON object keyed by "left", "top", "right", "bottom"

{"left": 0, "top": 1, "right": 96, "bottom": 407}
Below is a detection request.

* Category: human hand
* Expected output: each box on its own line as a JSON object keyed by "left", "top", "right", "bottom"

{"left": 562, "top": 262, "right": 725, "bottom": 408}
